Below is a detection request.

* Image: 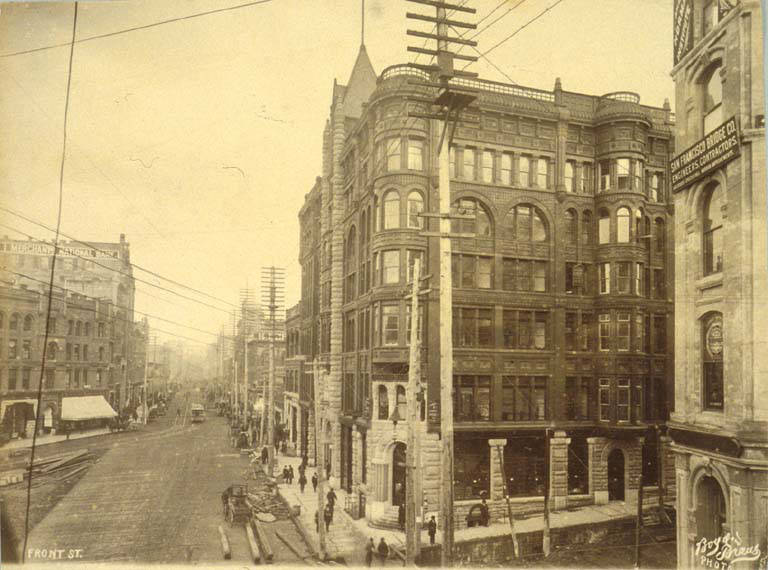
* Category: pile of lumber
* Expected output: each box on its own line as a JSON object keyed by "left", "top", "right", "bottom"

{"left": 246, "top": 490, "right": 291, "bottom": 520}
{"left": 26, "top": 450, "right": 95, "bottom": 486}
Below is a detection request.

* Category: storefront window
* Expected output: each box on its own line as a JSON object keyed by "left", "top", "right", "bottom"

{"left": 504, "top": 437, "right": 545, "bottom": 497}
{"left": 568, "top": 438, "right": 589, "bottom": 494}
{"left": 454, "top": 438, "right": 489, "bottom": 501}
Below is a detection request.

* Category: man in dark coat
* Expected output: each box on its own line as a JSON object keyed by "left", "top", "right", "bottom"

{"left": 323, "top": 504, "right": 333, "bottom": 531}
{"left": 299, "top": 471, "right": 308, "bottom": 493}
{"left": 326, "top": 487, "right": 337, "bottom": 522}
{"left": 480, "top": 498, "right": 490, "bottom": 527}
{"left": 427, "top": 516, "right": 437, "bottom": 545}
{"left": 377, "top": 538, "right": 390, "bottom": 566}
{"left": 365, "top": 537, "right": 375, "bottom": 567}
{"left": 261, "top": 446, "right": 269, "bottom": 465}
{"left": 312, "top": 472, "right": 318, "bottom": 492}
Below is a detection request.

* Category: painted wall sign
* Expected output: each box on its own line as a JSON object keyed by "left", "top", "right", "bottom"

{"left": 0, "top": 241, "right": 120, "bottom": 259}
{"left": 670, "top": 117, "right": 740, "bottom": 192}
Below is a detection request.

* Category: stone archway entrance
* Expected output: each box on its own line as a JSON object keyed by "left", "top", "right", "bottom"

{"left": 608, "top": 448, "right": 625, "bottom": 501}
{"left": 696, "top": 475, "right": 726, "bottom": 541}
{"left": 392, "top": 442, "right": 406, "bottom": 506}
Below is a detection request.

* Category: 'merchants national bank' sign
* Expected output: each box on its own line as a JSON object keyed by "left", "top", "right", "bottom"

{"left": 670, "top": 117, "right": 741, "bottom": 193}
{"left": 0, "top": 241, "right": 120, "bottom": 259}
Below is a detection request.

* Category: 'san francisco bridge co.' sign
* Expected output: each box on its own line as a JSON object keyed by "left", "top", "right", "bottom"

{"left": 670, "top": 117, "right": 741, "bottom": 193}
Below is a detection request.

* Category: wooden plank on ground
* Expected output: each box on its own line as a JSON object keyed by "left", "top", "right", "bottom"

{"left": 246, "top": 521, "right": 262, "bottom": 563}
{"left": 217, "top": 525, "right": 231, "bottom": 560}
{"left": 252, "top": 519, "right": 274, "bottom": 562}
{"left": 289, "top": 514, "right": 317, "bottom": 558}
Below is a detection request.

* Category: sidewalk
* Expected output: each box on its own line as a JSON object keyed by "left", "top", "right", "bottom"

{"left": 1, "top": 426, "right": 113, "bottom": 452}
{"left": 275, "top": 454, "right": 661, "bottom": 564}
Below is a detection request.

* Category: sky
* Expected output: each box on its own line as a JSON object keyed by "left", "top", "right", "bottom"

{"left": 0, "top": 0, "right": 674, "bottom": 351}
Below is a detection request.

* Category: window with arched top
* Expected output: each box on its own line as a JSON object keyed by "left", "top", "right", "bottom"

{"left": 509, "top": 204, "right": 547, "bottom": 242}
{"left": 23, "top": 315, "right": 33, "bottom": 332}
{"left": 703, "top": 64, "right": 723, "bottom": 134}
{"left": 396, "top": 385, "right": 406, "bottom": 417}
{"left": 650, "top": 174, "right": 661, "bottom": 202}
{"left": 702, "top": 312, "right": 723, "bottom": 411}
{"left": 407, "top": 191, "right": 424, "bottom": 229}
{"left": 598, "top": 209, "right": 611, "bottom": 244}
{"left": 75, "top": 321, "right": 82, "bottom": 336}
{"left": 378, "top": 385, "right": 389, "bottom": 420}
{"left": 703, "top": 184, "right": 723, "bottom": 275}
{"left": 617, "top": 207, "right": 631, "bottom": 243}
{"left": 565, "top": 209, "right": 578, "bottom": 245}
{"left": 9, "top": 314, "right": 19, "bottom": 331}
{"left": 452, "top": 198, "right": 492, "bottom": 237}
{"left": 383, "top": 190, "right": 400, "bottom": 230}
{"left": 635, "top": 209, "right": 644, "bottom": 243}
{"left": 581, "top": 211, "right": 593, "bottom": 245}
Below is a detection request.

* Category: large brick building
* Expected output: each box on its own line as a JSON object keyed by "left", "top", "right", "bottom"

{"left": 669, "top": 0, "right": 767, "bottom": 565}
{"left": 0, "top": 235, "right": 136, "bottom": 437}
{"left": 296, "top": 43, "right": 677, "bottom": 528}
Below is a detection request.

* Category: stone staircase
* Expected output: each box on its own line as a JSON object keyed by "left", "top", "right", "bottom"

{"left": 370, "top": 506, "right": 402, "bottom": 530}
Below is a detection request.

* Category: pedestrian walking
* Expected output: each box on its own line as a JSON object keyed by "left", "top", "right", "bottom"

{"left": 288, "top": 465, "right": 295, "bottom": 484}
{"left": 301, "top": 453, "right": 308, "bottom": 470}
{"left": 480, "top": 498, "right": 490, "bottom": 527}
{"left": 298, "top": 463, "right": 306, "bottom": 478}
{"left": 326, "top": 487, "right": 337, "bottom": 522}
{"left": 323, "top": 504, "right": 333, "bottom": 531}
{"left": 282, "top": 465, "right": 289, "bottom": 483}
{"left": 365, "top": 538, "right": 375, "bottom": 567}
{"left": 325, "top": 461, "right": 331, "bottom": 480}
{"left": 312, "top": 472, "right": 318, "bottom": 492}
{"left": 427, "top": 516, "right": 437, "bottom": 545}
{"left": 299, "top": 471, "right": 307, "bottom": 493}
{"left": 314, "top": 510, "right": 319, "bottom": 533}
{"left": 398, "top": 503, "right": 405, "bottom": 531}
{"left": 377, "top": 537, "right": 390, "bottom": 566}
{"left": 261, "top": 446, "right": 269, "bottom": 465}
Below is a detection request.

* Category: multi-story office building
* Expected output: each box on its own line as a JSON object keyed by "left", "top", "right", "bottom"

{"left": 296, "top": 43, "right": 676, "bottom": 527}
{"left": 284, "top": 303, "right": 304, "bottom": 455}
{"left": 0, "top": 235, "right": 135, "bottom": 409}
{"left": 669, "top": 0, "right": 766, "bottom": 565}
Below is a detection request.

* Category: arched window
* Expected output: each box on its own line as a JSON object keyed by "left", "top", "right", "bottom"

{"left": 635, "top": 209, "right": 644, "bottom": 243}
{"left": 383, "top": 190, "right": 400, "bottom": 230}
{"left": 10, "top": 313, "right": 19, "bottom": 331}
{"left": 565, "top": 209, "right": 578, "bottom": 245}
{"left": 453, "top": 198, "right": 491, "bottom": 237}
{"left": 510, "top": 204, "right": 547, "bottom": 242}
{"left": 75, "top": 321, "right": 82, "bottom": 336}
{"left": 598, "top": 209, "right": 611, "bottom": 244}
{"left": 702, "top": 313, "right": 723, "bottom": 410}
{"left": 85, "top": 322, "right": 91, "bottom": 337}
{"left": 654, "top": 218, "right": 665, "bottom": 254}
{"left": 703, "top": 64, "right": 723, "bottom": 134}
{"left": 617, "top": 207, "right": 631, "bottom": 243}
{"left": 407, "top": 191, "right": 424, "bottom": 229}
{"left": 581, "top": 211, "right": 593, "bottom": 245}
{"left": 650, "top": 174, "right": 661, "bottom": 202}
{"left": 47, "top": 342, "right": 58, "bottom": 360}
{"left": 378, "top": 385, "right": 389, "bottom": 420}
{"left": 396, "top": 385, "right": 406, "bottom": 417}
{"left": 23, "top": 315, "right": 33, "bottom": 332}
{"left": 703, "top": 184, "right": 723, "bottom": 275}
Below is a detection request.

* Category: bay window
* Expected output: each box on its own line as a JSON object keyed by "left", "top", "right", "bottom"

{"left": 407, "top": 191, "right": 424, "bottom": 228}
{"left": 383, "top": 190, "right": 400, "bottom": 229}
{"left": 617, "top": 207, "right": 630, "bottom": 242}
{"left": 617, "top": 313, "right": 631, "bottom": 351}
{"left": 382, "top": 304, "right": 399, "bottom": 346}
{"left": 617, "top": 262, "right": 631, "bottom": 294}
{"left": 617, "top": 158, "right": 631, "bottom": 190}
{"left": 599, "top": 262, "right": 610, "bottom": 294}
{"left": 381, "top": 250, "right": 400, "bottom": 284}
{"left": 386, "top": 137, "right": 401, "bottom": 171}
{"left": 599, "top": 313, "right": 611, "bottom": 351}
{"left": 599, "top": 160, "right": 611, "bottom": 191}
{"left": 407, "top": 139, "right": 423, "bottom": 170}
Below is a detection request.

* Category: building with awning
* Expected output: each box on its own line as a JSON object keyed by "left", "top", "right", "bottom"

{"left": 61, "top": 396, "right": 117, "bottom": 422}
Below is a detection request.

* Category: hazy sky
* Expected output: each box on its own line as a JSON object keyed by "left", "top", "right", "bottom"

{"left": 0, "top": 0, "right": 674, "bottom": 350}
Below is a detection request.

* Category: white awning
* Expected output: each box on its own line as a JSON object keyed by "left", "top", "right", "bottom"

{"left": 0, "top": 399, "right": 38, "bottom": 421}
{"left": 61, "top": 396, "right": 117, "bottom": 421}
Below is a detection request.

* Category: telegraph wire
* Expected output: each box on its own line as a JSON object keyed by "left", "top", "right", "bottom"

{"left": 463, "top": 0, "right": 568, "bottom": 67}
{"left": 0, "top": 217, "right": 234, "bottom": 314}
{"left": 0, "top": 0, "right": 275, "bottom": 59}
{"left": 1, "top": 268, "right": 217, "bottom": 345}
{"left": 0, "top": 205, "right": 237, "bottom": 308}
{"left": 22, "top": 3, "right": 78, "bottom": 563}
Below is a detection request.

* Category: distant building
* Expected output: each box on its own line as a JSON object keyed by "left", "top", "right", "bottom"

{"left": 284, "top": 303, "right": 303, "bottom": 455}
{"left": 669, "top": 0, "right": 767, "bottom": 565}
{"left": 296, "top": 41, "right": 677, "bottom": 528}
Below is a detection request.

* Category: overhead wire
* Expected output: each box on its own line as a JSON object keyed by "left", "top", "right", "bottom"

{"left": 22, "top": 3, "right": 78, "bottom": 563}
{"left": 0, "top": 0, "right": 275, "bottom": 59}
{"left": 1, "top": 273, "right": 213, "bottom": 345}
{"left": 0, "top": 216, "right": 234, "bottom": 314}
{"left": 0, "top": 205, "right": 236, "bottom": 308}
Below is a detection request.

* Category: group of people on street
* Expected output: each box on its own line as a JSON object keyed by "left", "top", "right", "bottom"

{"left": 364, "top": 537, "right": 392, "bottom": 567}
{"left": 280, "top": 455, "right": 316, "bottom": 494}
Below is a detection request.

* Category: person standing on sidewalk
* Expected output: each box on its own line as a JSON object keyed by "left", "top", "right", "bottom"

{"left": 326, "top": 487, "right": 337, "bottom": 522}
{"left": 323, "top": 504, "right": 333, "bottom": 532}
{"left": 288, "top": 465, "right": 295, "bottom": 485}
{"left": 298, "top": 471, "right": 307, "bottom": 493}
{"left": 365, "top": 538, "right": 375, "bottom": 567}
{"left": 312, "top": 472, "right": 318, "bottom": 492}
{"left": 377, "top": 537, "right": 389, "bottom": 566}
{"left": 427, "top": 516, "right": 437, "bottom": 545}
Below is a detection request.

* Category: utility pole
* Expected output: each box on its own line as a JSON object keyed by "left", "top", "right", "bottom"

{"left": 405, "top": 257, "right": 428, "bottom": 565}
{"left": 313, "top": 358, "right": 328, "bottom": 561}
{"left": 405, "top": 1, "right": 478, "bottom": 565}
{"left": 543, "top": 428, "right": 551, "bottom": 556}
{"left": 142, "top": 327, "right": 150, "bottom": 425}
{"left": 261, "top": 266, "right": 285, "bottom": 477}
{"left": 232, "top": 309, "right": 238, "bottom": 418}
{"left": 635, "top": 437, "right": 645, "bottom": 569}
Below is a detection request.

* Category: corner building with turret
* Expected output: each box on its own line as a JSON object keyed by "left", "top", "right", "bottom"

{"left": 295, "top": 43, "right": 677, "bottom": 529}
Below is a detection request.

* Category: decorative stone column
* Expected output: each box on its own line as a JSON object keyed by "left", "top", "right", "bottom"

{"left": 588, "top": 436, "right": 608, "bottom": 504}
{"left": 625, "top": 437, "right": 644, "bottom": 504}
{"left": 488, "top": 439, "right": 507, "bottom": 503}
{"left": 549, "top": 431, "right": 570, "bottom": 510}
